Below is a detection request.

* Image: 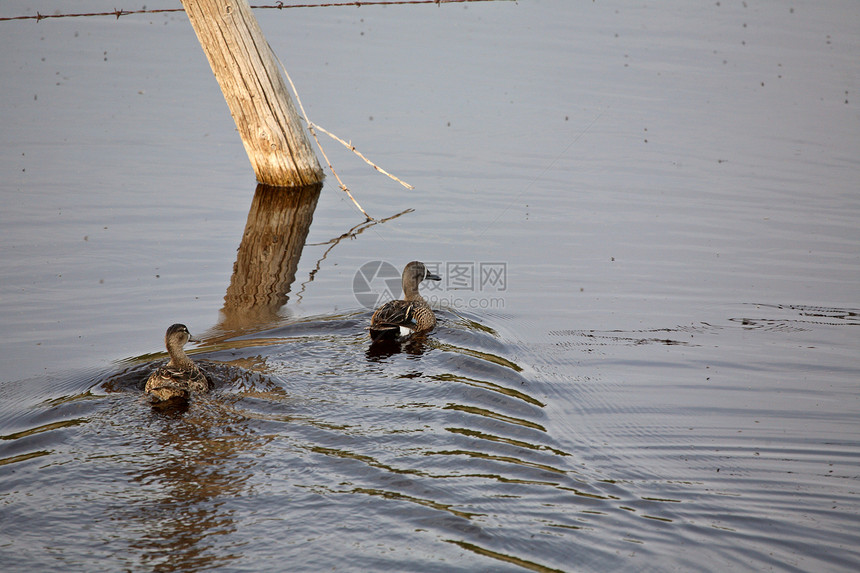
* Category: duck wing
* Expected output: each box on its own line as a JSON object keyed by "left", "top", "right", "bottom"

{"left": 145, "top": 364, "right": 210, "bottom": 401}
{"left": 372, "top": 300, "right": 415, "bottom": 326}
{"left": 369, "top": 300, "right": 416, "bottom": 341}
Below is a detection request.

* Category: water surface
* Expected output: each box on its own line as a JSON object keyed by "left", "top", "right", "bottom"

{"left": 1, "top": 1, "right": 859, "bottom": 571}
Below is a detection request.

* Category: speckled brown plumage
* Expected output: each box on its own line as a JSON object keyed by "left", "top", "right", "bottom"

{"left": 369, "top": 261, "right": 441, "bottom": 341}
{"left": 145, "top": 324, "right": 210, "bottom": 402}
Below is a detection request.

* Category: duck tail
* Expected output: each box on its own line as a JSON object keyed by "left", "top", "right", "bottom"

{"left": 369, "top": 325, "right": 400, "bottom": 342}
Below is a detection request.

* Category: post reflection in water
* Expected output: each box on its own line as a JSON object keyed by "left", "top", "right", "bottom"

{"left": 217, "top": 182, "right": 322, "bottom": 335}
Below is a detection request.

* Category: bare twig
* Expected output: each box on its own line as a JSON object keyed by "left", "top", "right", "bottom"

{"left": 273, "top": 43, "right": 415, "bottom": 219}
{"left": 309, "top": 123, "right": 414, "bottom": 190}
{"left": 276, "top": 49, "right": 375, "bottom": 220}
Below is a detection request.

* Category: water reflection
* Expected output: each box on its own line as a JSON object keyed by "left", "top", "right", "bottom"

{"left": 123, "top": 400, "right": 269, "bottom": 571}
{"left": 207, "top": 183, "right": 414, "bottom": 344}
{"left": 218, "top": 182, "right": 322, "bottom": 334}
{"left": 297, "top": 207, "right": 413, "bottom": 304}
{"left": 365, "top": 335, "right": 430, "bottom": 360}
{"left": 446, "top": 539, "right": 566, "bottom": 573}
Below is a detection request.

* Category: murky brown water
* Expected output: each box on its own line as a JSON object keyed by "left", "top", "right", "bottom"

{"left": 2, "top": 1, "right": 859, "bottom": 571}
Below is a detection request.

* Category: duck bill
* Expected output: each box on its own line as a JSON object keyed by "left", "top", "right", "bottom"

{"left": 426, "top": 273, "right": 441, "bottom": 281}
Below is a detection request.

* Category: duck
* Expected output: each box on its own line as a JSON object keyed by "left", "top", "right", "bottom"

{"left": 369, "top": 261, "right": 441, "bottom": 341}
{"left": 145, "top": 324, "right": 210, "bottom": 402}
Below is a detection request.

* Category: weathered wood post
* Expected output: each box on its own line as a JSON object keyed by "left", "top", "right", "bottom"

{"left": 181, "top": 0, "right": 324, "bottom": 187}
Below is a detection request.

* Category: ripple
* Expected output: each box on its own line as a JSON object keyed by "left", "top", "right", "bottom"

{"left": 2, "top": 305, "right": 858, "bottom": 572}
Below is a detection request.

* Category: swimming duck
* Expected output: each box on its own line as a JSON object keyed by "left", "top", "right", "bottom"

{"left": 145, "top": 324, "right": 210, "bottom": 402}
{"left": 369, "top": 261, "right": 441, "bottom": 341}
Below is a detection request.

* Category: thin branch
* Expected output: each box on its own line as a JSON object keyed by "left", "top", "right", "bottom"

{"left": 273, "top": 41, "right": 415, "bottom": 218}
{"left": 309, "top": 123, "right": 414, "bottom": 190}
{"left": 275, "top": 49, "right": 375, "bottom": 221}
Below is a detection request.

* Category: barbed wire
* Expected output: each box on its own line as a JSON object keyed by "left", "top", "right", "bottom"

{"left": 0, "top": 0, "right": 512, "bottom": 23}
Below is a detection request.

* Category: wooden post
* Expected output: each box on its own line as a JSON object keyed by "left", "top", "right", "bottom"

{"left": 181, "top": 0, "right": 323, "bottom": 187}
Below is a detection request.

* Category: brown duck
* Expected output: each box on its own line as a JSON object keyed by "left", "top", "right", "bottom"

{"left": 145, "top": 324, "right": 210, "bottom": 402}
{"left": 369, "top": 261, "right": 441, "bottom": 341}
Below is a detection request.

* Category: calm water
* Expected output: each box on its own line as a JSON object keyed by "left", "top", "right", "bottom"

{"left": 1, "top": 1, "right": 859, "bottom": 571}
